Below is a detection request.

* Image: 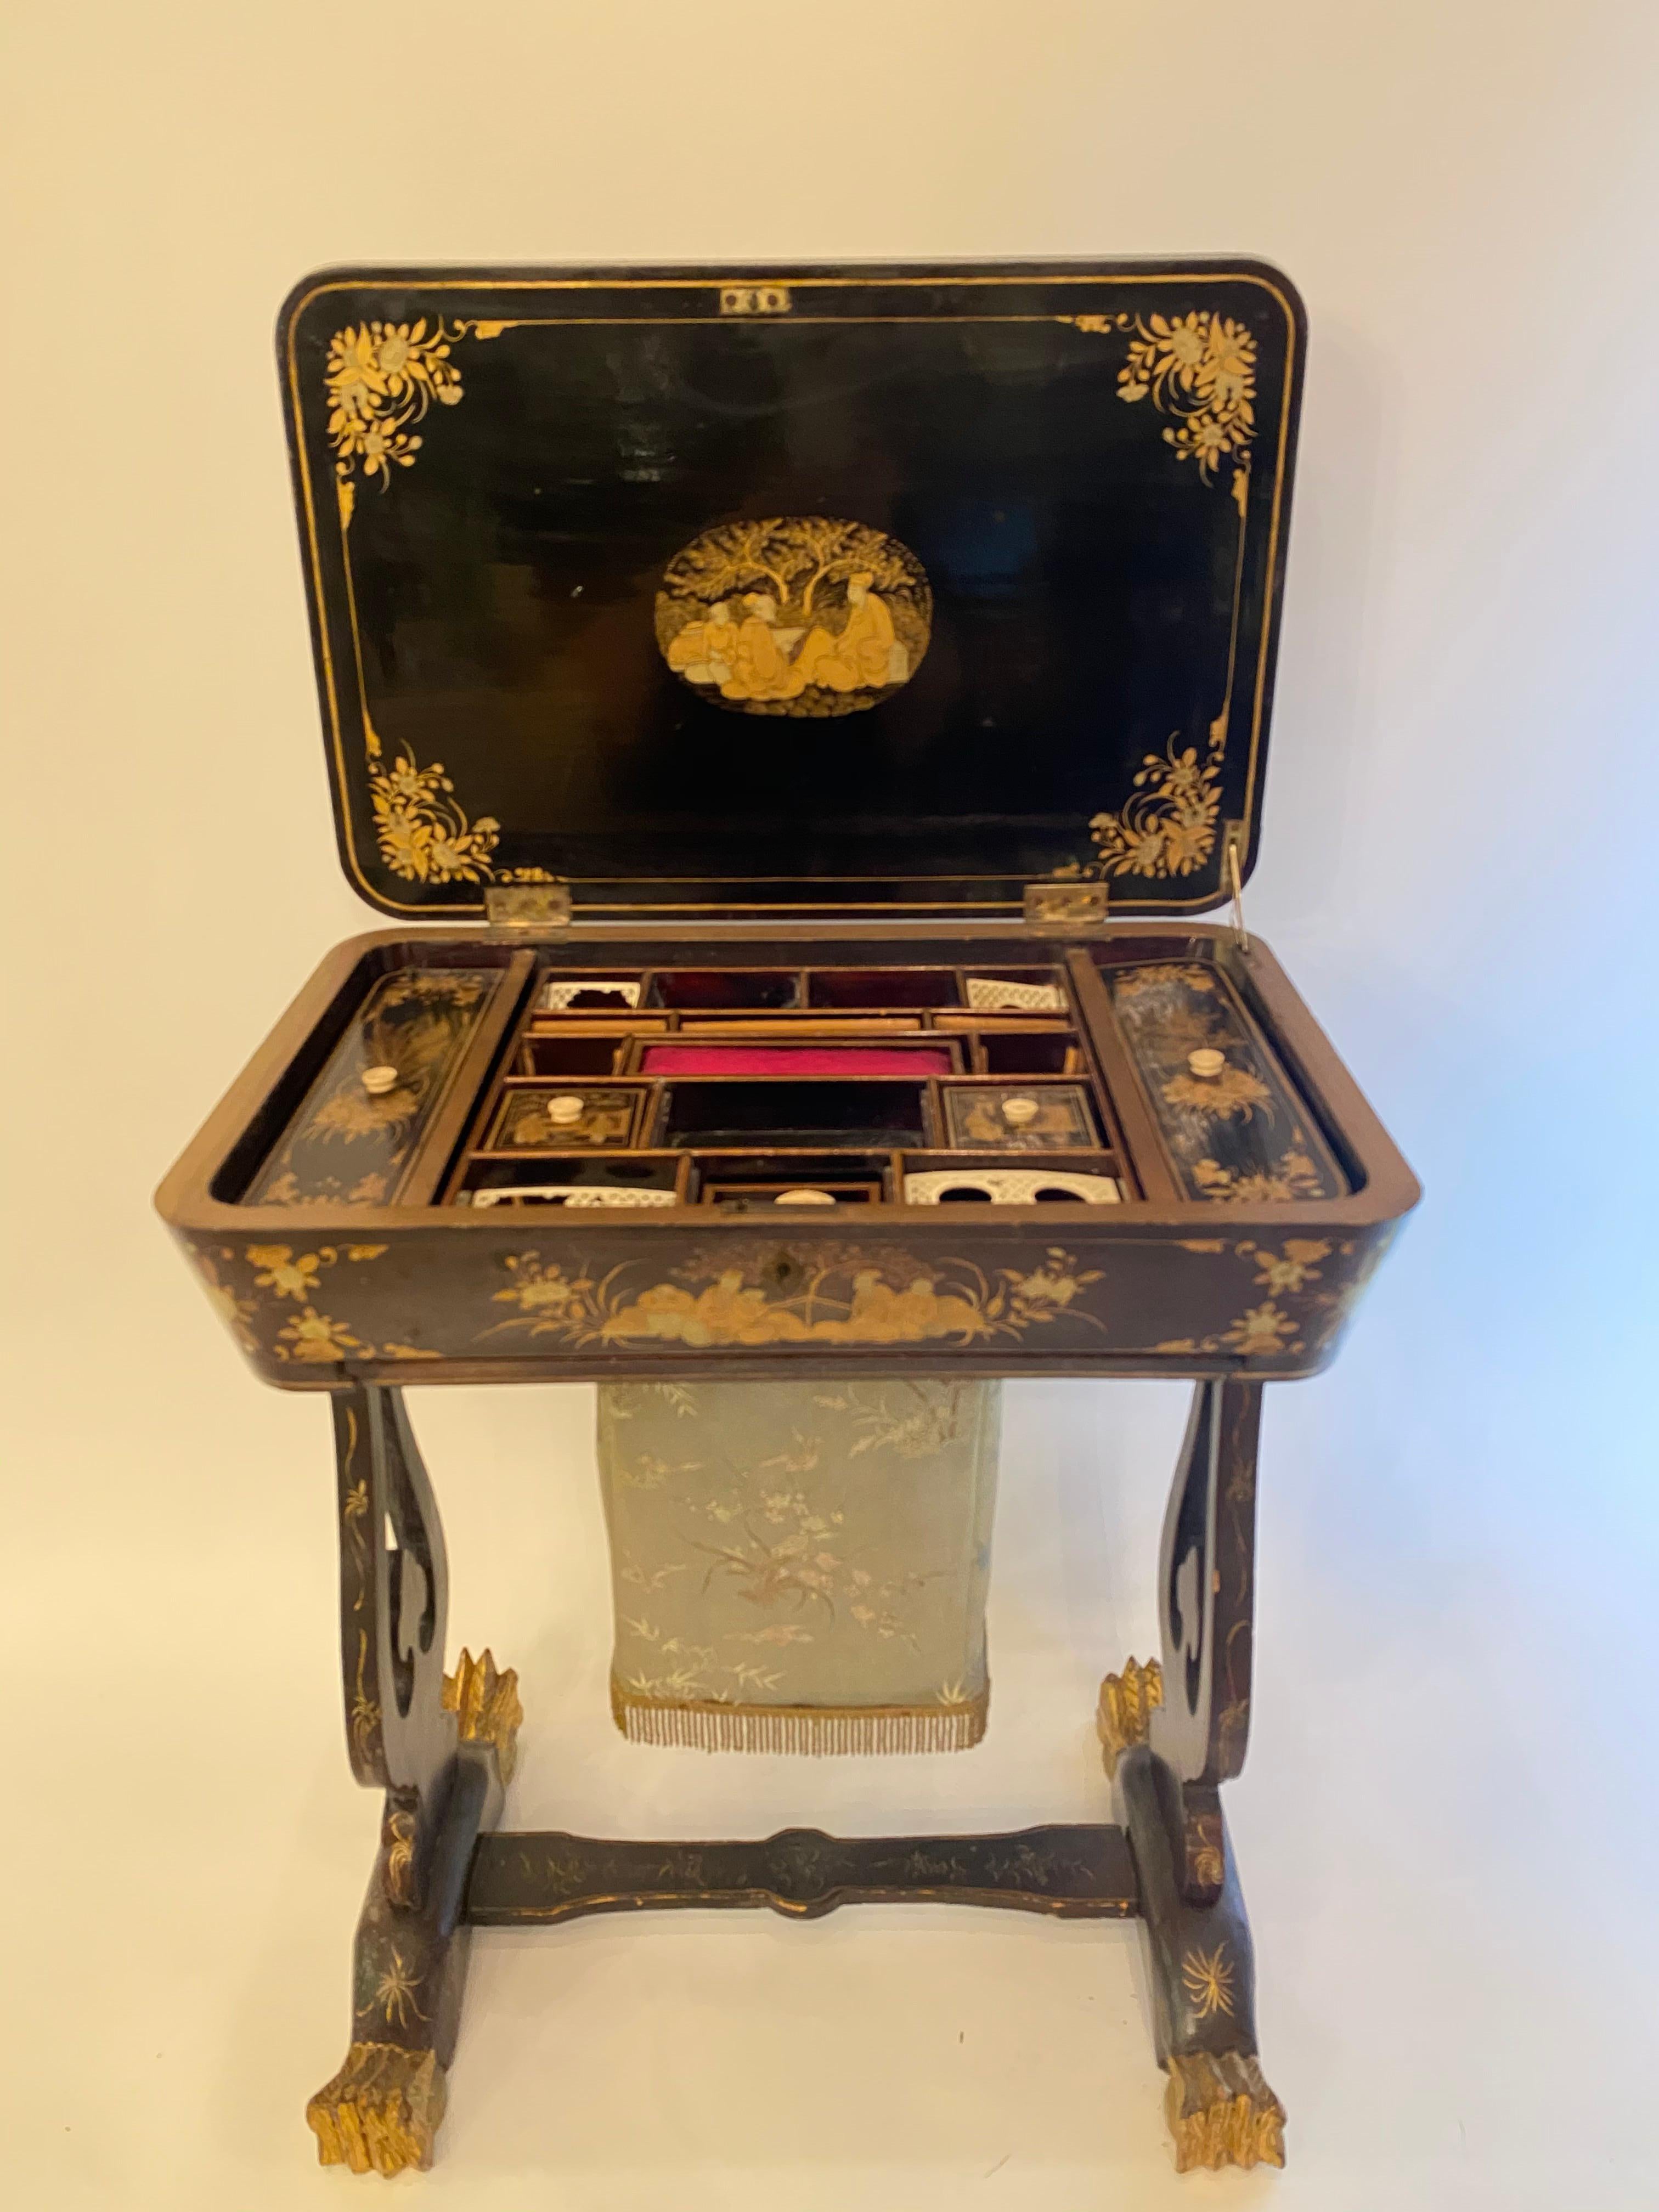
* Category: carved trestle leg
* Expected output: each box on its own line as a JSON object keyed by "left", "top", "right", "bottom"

{"left": 307, "top": 1385, "right": 522, "bottom": 2176}
{"left": 1098, "top": 1379, "right": 1285, "bottom": 2173}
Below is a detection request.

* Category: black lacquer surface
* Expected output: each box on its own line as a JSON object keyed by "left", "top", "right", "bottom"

{"left": 246, "top": 967, "right": 499, "bottom": 1205}
{"left": 466, "top": 1824, "right": 1139, "bottom": 1924}
{"left": 1108, "top": 961, "right": 1347, "bottom": 1202}
{"left": 281, "top": 260, "right": 1303, "bottom": 917}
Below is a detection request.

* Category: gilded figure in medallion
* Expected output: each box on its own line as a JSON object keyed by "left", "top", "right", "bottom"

{"left": 656, "top": 517, "right": 930, "bottom": 718}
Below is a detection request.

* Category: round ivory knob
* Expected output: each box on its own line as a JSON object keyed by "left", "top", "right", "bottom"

{"left": 1001, "top": 1094, "right": 1040, "bottom": 1126}
{"left": 775, "top": 1187, "right": 836, "bottom": 1206}
{"left": 1187, "top": 1048, "right": 1227, "bottom": 1079}
{"left": 361, "top": 1065, "right": 400, "bottom": 1095}
{"left": 546, "top": 1093, "right": 586, "bottom": 1125}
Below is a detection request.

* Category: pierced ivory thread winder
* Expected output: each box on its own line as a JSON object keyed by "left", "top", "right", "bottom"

{"left": 904, "top": 1167, "right": 1122, "bottom": 1205}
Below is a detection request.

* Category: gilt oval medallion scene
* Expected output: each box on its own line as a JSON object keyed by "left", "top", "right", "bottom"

{"left": 654, "top": 517, "right": 931, "bottom": 718}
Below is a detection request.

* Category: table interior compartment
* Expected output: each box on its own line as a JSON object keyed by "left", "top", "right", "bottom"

{"left": 236, "top": 956, "right": 524, "bottom": 1207}
{"left": 675, "top": 1013, "right": 927, "bottom": 1035}
{"left": 938, "top": 1078, "right": 1101, "bottom": 1150}
{"left": 483, "top": 1081, "right": 648, "bottom": 1150}
{"left": 647, "top": 968, "right": 801, "bottom": 1009}
{"left": 898, "top": 1149, "right": 1122, "bottom": 1203}
{"left": 656, "top": 1079, "right": 932, "bottom": 1149}
{"left": 633, "top": 1038, "right": 960, "bottom": 1079}
{"left": 975, "top": 1030, "right": 1084, "bottom": 1075}
{"left": 456, "top": 1152, "right": 687, "bottom": 1206}
{"left": 429, "top": 946, "right": 1263, "bottom": 1210}
{"left": 537, "top": 973, "right": 646, "bottom": 1013}
{"left": 1102, "top": 955, "right": 1352, "bottom": 1201}
{"left": 692, "top": 1152, "right": 895, "bottom": 1209}
{"left": 520, "top": 1032, "right": 634, "bottom": 1076}
{"left": 804, "top": 967, "right": 964, "bottom": 1008}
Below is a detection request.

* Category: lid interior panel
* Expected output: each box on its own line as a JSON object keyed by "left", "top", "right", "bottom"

{"left": 281, "top": 261, "right": 1304, "bottom": 917}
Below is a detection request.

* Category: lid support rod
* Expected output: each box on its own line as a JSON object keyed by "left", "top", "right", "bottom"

{"left": 1224, "top": 828, "right": 1250, "bottom": 955}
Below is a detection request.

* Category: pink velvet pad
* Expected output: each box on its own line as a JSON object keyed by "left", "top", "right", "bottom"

{"left": 640, "top": 1045, "right": 952, "bottom": 1077}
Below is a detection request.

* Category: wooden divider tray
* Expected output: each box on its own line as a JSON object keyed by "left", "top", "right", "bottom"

{"left": 158, "top": 923, "right": 1415, "bottom": 1387}
{"left": 452, "top": 958, "right": 1115, "bottom": 1201}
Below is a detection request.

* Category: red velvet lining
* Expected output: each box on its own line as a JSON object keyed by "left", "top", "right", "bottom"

{"left": 640, "top": 1045, "right": 952, "bottom": 1077}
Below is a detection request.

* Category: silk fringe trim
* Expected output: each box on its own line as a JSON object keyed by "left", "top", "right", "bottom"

{"left": 610, "top": 1677, "right": 989, "bottom": 1754}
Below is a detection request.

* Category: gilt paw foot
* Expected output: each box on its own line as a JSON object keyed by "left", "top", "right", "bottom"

{"left": 306, "top": 2040, "right": 448, "bottom": 2176}
{"left": 1164, "top": 2048, "right": 1285, "bottom": 2172}
{"left": 1096, "top": 1657, "right": 1163, "bottom": 1777}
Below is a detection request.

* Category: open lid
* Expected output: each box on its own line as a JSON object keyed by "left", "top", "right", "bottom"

{"left": 280, "top": 258, "right": 1304, "bottom": 919}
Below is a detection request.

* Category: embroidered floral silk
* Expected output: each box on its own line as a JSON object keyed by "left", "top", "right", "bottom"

{"left": 597, "top": 1379, "right": 1001, "bottom": 1753}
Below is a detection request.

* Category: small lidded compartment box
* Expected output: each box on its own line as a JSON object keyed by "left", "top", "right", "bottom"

{"left": 156, "top": 259, "right": 1417, "bottom": 1385}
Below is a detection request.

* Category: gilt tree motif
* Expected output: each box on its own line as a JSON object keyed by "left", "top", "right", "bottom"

{"left": 661, "top": 517, "right": 918, "bottom": 624}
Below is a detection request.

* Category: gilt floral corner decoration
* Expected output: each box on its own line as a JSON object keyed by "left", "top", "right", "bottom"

{"left": 325, "top": 317, "right": 511, "bottom": 498}
{"left": 362, "top": 719, "right": 554, "bottom": 889}
{"left": 1099, "top": 312, "right": 1257, "bottom": 491}
{"left": 326, "top": 320, "right": 463, "bottom": 493}
{"left": 188, "top": 1242, "right": 440, "bottom": 1365}
{"left": 1154, "top": 1238, "right": 1348, "bottom": 1361}
{"left": 323, "top": 319, "right": 551, "bottom": 890}
{"left": 363, "top": 718, "right": 503, "bottom": 887}
{"left": 1057, "top": 310, "right": 1260, "bottom": 889}
{"left": 1085, "top": 738, "right": 1223, "bottom": 884}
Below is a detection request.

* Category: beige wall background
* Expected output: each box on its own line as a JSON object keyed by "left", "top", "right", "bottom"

{"left": 3, "top": 4, "right": 1656, "bottom": 2207}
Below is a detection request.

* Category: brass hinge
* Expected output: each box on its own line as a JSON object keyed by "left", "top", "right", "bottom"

{"left": 1023, "top": 881, "right": 1110, "bottom": 930}
{"left": 484, "top": 883, "right": 572, "bottom": 928}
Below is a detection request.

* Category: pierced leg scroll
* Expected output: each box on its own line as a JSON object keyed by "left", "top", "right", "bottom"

{"left": 308, "top": 1384, "right": 521, "bottom": 2176}
{"left": 1151, "top": 1378, "right": 1262, "bottom": 1795}
{"left": 1101, "top": 1380, "right": 1283, "bottom": 2173}
{"left": 1143, "top": 1376, "right": 1263, "bottom": 1916}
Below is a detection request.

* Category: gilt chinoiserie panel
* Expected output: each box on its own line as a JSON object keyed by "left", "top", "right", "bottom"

{"left": 654, "top": 520, "right": 931, "bottom": 718}
{"left": 180, "top": 1220, "right": 1396, "bottom": 1387}
{"left": 280, "top": 260, "right": 1303, "bottom": 919}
